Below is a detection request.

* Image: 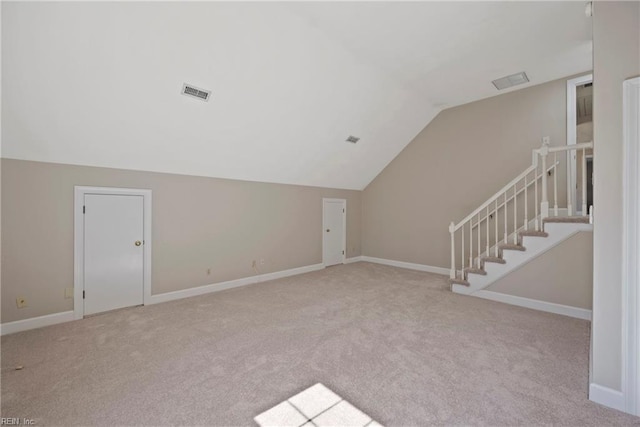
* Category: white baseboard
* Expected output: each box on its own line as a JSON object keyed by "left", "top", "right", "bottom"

{"left": 1, "top": 263, "right": 325, "bottom": 335}
{"left": 589, "top": 383, "right": 625, "bottom": 412}
{"left": 473, "top": 290, "right": 592, "bottom": 320}
{"left": 149, "top": 263, "right": 325, "bottom": 305}
{"left": 344, "top": 256, "right": 363, "bottom": 264}
{"left": 254, "top": 263, "right": 324, "bottom": 283}
{"left": 1, "top": 310, "right": 75, "bottom": 336}
{"left": 360, "top": 256, "right": 449, "bottom": 276}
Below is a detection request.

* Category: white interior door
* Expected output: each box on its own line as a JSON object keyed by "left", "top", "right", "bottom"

{"left": 323, "top": 199, "right": 345, "bottom": 267}
{"left": 84, "top": 194, "right": 144, "bottom": 315}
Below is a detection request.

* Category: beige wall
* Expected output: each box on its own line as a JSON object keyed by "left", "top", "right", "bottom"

{"left": 591, "top": 1, "right": 640, "bottom": 391}
{"left": 1, "top": 159, "right": 361, "bottom": 323}
{"left": 362, "top": 74, "right": 580, "bottom": 268}
{"left": 487, "top": 231, "right": 593, "bottom": 309}
{"left": 0, "top": 160, "right": 3, "bottom": 323}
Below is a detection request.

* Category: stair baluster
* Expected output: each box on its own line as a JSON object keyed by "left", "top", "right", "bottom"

{"left": 524, "top": 174, "right": 528, "bottom": 230}
{"left": 535, "top": 165, "right": 539, "bottom": 231}
{"left": 486, "top": 206, "right": 490, "bottom": 258}
{"left": 540, "top": 137, "right": 549, "bottom": 220}
{"left": 469, "top": 221, "right": 473, "bottom": 272}
{"left": 553, "top": 152, "right": 559, "bottom": 216}
{"left": 503, "top": 192, "right": 508, "bottom": 243}
{"left": 495, "top": 199, "right": 499, "bottom": 257}
{"left": 477, "top": 212, "right": 481, "bottom": 268}
{"left": 449, "top": 222, "right": 456, "bottom": 279}
{"left": 461, "top": 224, "right": 465, "bottom": 277}
{"left": 513, "top": 184, "right": 518, "bottom": 244}
{"left": 448, "top": 137, "right": 594, "bottom": 290}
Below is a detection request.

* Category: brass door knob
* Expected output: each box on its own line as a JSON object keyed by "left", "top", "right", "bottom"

{"left": 135, "top": 241, "right": 142, "bottom": 246}
{"left": 326, "top": 229, "right": 330, "bottom": 232}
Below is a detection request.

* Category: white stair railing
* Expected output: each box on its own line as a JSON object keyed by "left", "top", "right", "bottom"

{"left": 449, "top": 138, "right": 594, "bottom": 280}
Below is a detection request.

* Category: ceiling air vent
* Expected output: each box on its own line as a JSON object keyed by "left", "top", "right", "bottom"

{"left": 181, "top": 83, "right": 211, "bottom": 102}
{"left": 492, "top": 72, "right": 529, "bottom": 90}
{"left": 346, "top": 135, "right": 360, "bottom": 144}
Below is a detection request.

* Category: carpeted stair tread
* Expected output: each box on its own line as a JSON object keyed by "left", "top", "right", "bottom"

{"left": 543, "top": 216, "right": 589, "bottom": 224}
{"left": 464, "top": 267, "right": 487, "bottom": 276}
{"left": 449, "top": 278, "right": 470, "bottom": 287}
{"left": 481, "top": 256, "right": 506, "bottom": 264}
{"left": 498, "top": 243, "right": 526, "bottom": 251}
{"left": 519, "top": 230, "right": 549, "bottom": 237}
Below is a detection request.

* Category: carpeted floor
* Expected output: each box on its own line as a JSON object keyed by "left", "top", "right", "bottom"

{"left": 2, "top": 262, "right": 639, "bottom": 426}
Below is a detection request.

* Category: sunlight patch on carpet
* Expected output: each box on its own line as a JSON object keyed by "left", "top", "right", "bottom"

{"left": 254, "top": 383, "right": 382, "bottom": 427}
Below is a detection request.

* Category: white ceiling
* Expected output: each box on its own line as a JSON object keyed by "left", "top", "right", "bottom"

{"left": 1, "top": 2, "right": 592, "bottom": 190}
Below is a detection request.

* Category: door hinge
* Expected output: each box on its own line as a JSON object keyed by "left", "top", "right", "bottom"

{"left": 343, "top": 208, "right": 345, "bottom": 213}
{"left": 83, "top": 206, "right": 86, "bottom": 214}
{"left": 83, "top": 290, "right": 85, "bottom": 299}
{"left": 342, "top": 250, "right": 345, "bottom": 255}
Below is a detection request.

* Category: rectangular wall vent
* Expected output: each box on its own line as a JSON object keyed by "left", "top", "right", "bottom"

{"left": 492, "top": 72, "right": 529, "bottom": 90}
{"left": 181, "top": 83, "right": 211, "bottom": 102}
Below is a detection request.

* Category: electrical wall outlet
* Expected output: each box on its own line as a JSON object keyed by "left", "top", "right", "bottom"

{"left": 16, "top": 297, "right": 27, "bottom": 308}
{"left": 252, "top": 260, "right": 256, "bottom": 268}
{"left": 260, "top": 258, "right": 265, "bottom": 266}
{"left": 207, "top": 268, "right": 211, "bottom": 276}
{"left": 64, "top": 287, "right": 74, "bottom": 299}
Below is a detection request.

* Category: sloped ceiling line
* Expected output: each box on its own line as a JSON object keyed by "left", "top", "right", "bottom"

{"left": 1, "top": 2, "right": 591, "bottom": 190}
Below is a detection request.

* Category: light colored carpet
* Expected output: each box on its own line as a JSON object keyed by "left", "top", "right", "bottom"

{"left": 2, "top": 262, "right": 639, "bottom": 426}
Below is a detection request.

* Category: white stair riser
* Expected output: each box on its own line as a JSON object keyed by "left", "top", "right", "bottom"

{"left": 453, "top": 222, "right": 593, "bottom": 294}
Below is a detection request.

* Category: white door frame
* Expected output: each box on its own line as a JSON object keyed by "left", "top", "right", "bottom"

{"left": 322, "top": 198, "right": 346, "bottom": 266}
{"left": 567, "top": 73, "right": 593, "bottom": 215}
{"left": 74, "top": 186, "right": 152, "bottom": 319}
{"left": 622, "top": 76, "right": 640, "bottom": 416}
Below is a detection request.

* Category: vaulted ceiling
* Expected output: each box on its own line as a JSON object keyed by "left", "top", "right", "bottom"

{"left": 1, "top": 2, "right": 592, "bottom": 190}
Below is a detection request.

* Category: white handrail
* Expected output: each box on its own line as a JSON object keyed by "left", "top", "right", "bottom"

{"left": 454, "top": 161, "right": 557, "bottom": 232}
{"left": 449, "top": 137, "right": 594, "bottom": 281}
{"left": 452, "top": 163, "right": 537, "bottom": 232}
{"left": 546, "top": 141, "right": 593, "bottom": 153}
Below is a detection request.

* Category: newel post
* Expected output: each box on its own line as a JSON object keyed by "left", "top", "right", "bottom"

{"left": 539, "top": 136, "right": 550, "bottom": 220}
{"left": 449, "top": 222, "right": 456, "bottom": 279}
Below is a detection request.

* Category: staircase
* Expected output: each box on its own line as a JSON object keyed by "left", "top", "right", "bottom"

{"left": 449, "top": 137, "right": 593, "bottom": 295}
